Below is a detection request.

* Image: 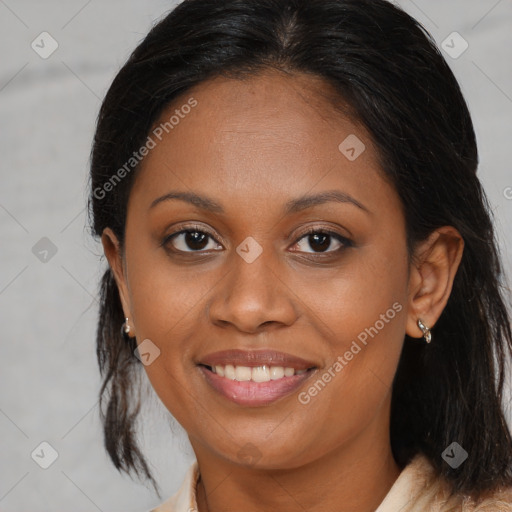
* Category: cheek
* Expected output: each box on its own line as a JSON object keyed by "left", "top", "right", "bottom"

{"left": 293, "top": 283, "right": 407, "bottom": 457}
{"left": 123, "top": 242, "right": 216, "bottom": 409}
{"left": 126, "top": 229, "right": 216, "bottom": 340}
{"left": 295, "top": 236, "right": 409, "bottom": 348}
{"left": 295, "top": 237, "right": 409, "bottom": 410}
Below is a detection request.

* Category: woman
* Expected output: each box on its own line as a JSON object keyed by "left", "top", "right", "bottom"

{"left": 88, "top": 0, "right": 512, "bottom": 510}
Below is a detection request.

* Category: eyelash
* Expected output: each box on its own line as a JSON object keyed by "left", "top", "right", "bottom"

{"left": 162, "top": 224, "right": 353, "bottom": 257}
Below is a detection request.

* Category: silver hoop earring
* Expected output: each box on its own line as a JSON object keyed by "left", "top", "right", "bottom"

{"left": 121, "top": 317, "right": 131, "bottom": 340}
{"left": 417, "top": 318, "right": 431, "bottom": 344}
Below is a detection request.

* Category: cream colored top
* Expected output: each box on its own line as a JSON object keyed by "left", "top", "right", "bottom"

{"left": 150, "top": 454, "right": 512, "bottom": 512}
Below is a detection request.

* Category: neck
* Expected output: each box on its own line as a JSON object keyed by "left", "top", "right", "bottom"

{"left": 191, "top": 399, "right": 401, "bottom": 512}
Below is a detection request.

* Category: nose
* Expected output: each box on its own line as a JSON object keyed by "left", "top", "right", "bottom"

{"left": 206, "top": 246, "right": 299, "bottom": 334}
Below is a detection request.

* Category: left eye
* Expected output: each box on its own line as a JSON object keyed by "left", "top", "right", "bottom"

{"left": 293, "top": 230, "right": 349, "bottom": 254}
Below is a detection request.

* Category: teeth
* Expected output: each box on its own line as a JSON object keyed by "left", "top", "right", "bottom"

{"left": 252, "top": 366, "right": 270, "bottom": 383}
{"left": 210, "top": 364, "right": 309, "bottom": 381}
{"left": 235, "top": 366, "right": 252, "bottom": 381}
{"left": 270, "top": 366, "right": 284, "bottom": 380}
{"left": 224, "top": 364, "right": 236, "bottom": 380}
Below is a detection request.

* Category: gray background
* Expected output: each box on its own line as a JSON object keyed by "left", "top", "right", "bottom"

{"left": 0, "top": 1, "right": 511, "bottom": 511}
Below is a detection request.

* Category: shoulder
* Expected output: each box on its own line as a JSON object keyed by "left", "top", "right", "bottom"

{"left": 377, "top": 453, "right": 512, "bottom": 512}
{"left": 409, "top": 454, "right": 512, "bottom": 511}
{"left": 458, "top": 486, "right": 512, "bottom": 511}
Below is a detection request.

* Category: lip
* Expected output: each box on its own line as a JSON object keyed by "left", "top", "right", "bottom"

{"left": 197, "top": 349, "right": 319, "bottom": 407}
{"left": 198, "top": 349, "right": 317, "bottom": 371}
{"left": 198, "top": 365, "right": 317, "bottom": 407}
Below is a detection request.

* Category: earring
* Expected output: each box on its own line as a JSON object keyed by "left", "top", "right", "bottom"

{"left": 417, "top": 318, "right": 432, "bottom": 344}
{"left": 121, "top": 317, "right": 131, "bottom": 340}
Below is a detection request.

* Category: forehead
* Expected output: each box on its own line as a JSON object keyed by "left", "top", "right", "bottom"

{"left": 129, "top": 69, "right": 399, "bottom": 220}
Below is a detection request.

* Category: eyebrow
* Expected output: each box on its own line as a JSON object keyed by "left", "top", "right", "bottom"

{"left": 149, "top": 190, "right": 370, "bottom": 215}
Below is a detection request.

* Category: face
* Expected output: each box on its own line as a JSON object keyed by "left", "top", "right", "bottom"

{"left": 105, "top": 70, "right": 414, "bottom": 470}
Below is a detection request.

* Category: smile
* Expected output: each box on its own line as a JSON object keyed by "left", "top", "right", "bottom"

{"left": 198, "top": 364, "right": 317, "bottom": 406}
{"left": 207, "top": 364, "right": 309, "bottom": 381}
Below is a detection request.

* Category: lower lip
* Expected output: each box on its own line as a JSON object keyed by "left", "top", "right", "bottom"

{"left": 198, "top": 366, "right": 316, "bottom": 407}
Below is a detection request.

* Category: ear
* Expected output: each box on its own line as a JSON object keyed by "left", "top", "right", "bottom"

{"left": 101, "top": 227, "right": 133, "bottom": 322}
{"left": 405, "top": 226, "right": 464, "bottom": 339}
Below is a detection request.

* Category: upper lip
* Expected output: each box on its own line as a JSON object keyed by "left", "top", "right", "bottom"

{"left": 199, "top": 349, "right": 318, "bottom": 370}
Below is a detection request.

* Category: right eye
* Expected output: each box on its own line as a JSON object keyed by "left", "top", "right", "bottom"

{"left": 163, "top": 227, "right": 223, "bottom": 253}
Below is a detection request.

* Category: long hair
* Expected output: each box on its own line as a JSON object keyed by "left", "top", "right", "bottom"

{"left": 88, "top": 0, "right": 512, "bottom": 499}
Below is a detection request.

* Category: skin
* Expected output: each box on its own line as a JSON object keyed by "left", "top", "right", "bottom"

{"left": 102, "top": 69, "right": 464, "bottom": 512}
